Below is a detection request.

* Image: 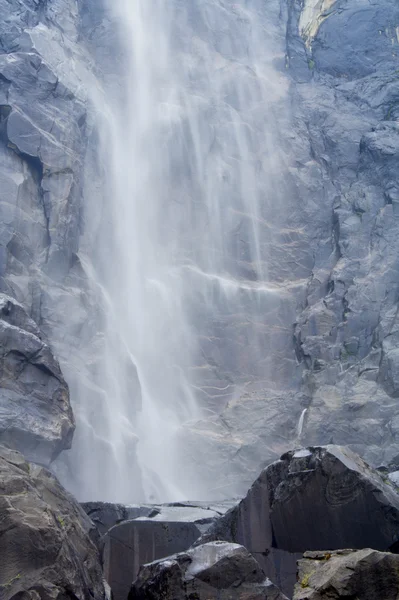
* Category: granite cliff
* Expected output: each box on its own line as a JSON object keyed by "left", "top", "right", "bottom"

{"left": 0, "top": 0, "right": 399, "bottom": 501}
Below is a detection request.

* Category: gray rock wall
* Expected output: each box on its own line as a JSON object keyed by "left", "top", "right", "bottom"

{"left": 177, "top": 0, "right": 399, "bottom": 498}
{"left": 0, "top": 0, "right": 93, "bottom": 463}
{"left": 0, "top": 294, "right": 73, "bottom": 464}
{"left": 1, "top": 0, "right": 399, "bottom": 504}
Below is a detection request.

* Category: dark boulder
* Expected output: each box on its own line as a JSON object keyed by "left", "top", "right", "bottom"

{"left": 200, "top": 445, "right": 399, "bottom": 595}
{"left": 294, "top": 548, "right": 399, "bottom": 600}
{"left": 0, "top": 294, "right": 74, "bottom": 465}
{"left": 0, "top": 444, "right": 105, "bottom": 600}
{"left": 102, "top": 501, "right": 234, "bottom": 600}
{"left": 129, "top": 541, "right": 288, "bottom": 600}
{"left": 81, "top": 501, "right": 156, "bottom": 536}
{"left": 82, "top": 499, "right": 237, "bottom": 537}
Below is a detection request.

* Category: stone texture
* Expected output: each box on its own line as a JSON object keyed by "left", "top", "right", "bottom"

{"left": 129, "top": 542, "right": 288, "bottom": 600}
{"left": 294, "top": 548, "right": 399, "bottom": 600}
{"left": 0, "top": 0, "right": 88, "bottom": 291}
{"left": 0, "top": 0, "right": 95, "bottom": 473}
{"left": 82, "top": 499, "right": 237, "bottom": 536}
{"left": 0, "top": 293, "right": 73, "bottom": 465}
{"left": 102, "top": 501, "right": 235, "bottom": 600}
{"left": 172, "top": 0, "right": 399, "bottom": 500}
{"left": 82, "top": 501, "right": 157, "bottom": 536}
{"left": 201, "top": 445, "right": 399, "bottom": 596}
{"left": 3, "top": 0, "right": 399, "bottom": 508}
{"left": 0, "top": 443, "right": 105, "bottom": 600}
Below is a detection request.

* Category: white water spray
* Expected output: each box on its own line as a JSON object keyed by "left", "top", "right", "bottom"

{"left": 60, "top": 0, "right": 289, "bottom": 503}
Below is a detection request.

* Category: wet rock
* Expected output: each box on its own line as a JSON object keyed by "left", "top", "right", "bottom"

{"left": 177, "top": 0, "right": 399, "bottom": 499}
{"left": 129, "top": 541, "right": 288, "bottom": 600}
{"left": 82, "top": 499, "right": 237, "bottom": 537}
{"left": 0, "top": 294, "right": 74, "bottom": 465}
{"left": 294, "top": 549, "right": 399, "bottom": 600}
{"left": 4, "top": 0, "right": 399, "bottom": 512}
{"left": 0, "top": 443, "right": 105, "bottom": 600}
{"left": 201, "top": 445, "right": 399, "bottom": 596}
{"left": 103, "top": 501, "right": 235, "bottom": 600}
{"left": 82, "top": 501, "right": 156, "bottom": 536}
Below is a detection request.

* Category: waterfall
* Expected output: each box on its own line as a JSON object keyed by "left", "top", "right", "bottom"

{"left": 297, "top": 409, "right": 308, "bottom": 439}
{"left": 58, "top": 0, "right": 289, "bottom": 503}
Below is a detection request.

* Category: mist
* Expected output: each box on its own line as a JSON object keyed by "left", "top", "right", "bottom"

{"left": 56, "top": 0, "right": 291, "bottom": 503}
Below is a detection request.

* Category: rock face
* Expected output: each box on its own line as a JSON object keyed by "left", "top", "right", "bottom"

{"left": 2, "top": 0, "right": 399, "bottom": 506}
{"left": 0, "top": 0, "right": 87, "bottom": 285}
{"left": 0, "top": 294, "right": 73, "bottom": 464}
{"left": 0, "top": 0, "right": 94, "bottom": 471}
{"left": 101, "top": 501, "right": 235, "bottom": 600}
{"left": 0, "top": 443, "right": 105, "bottom": 600}
{"left": 201, "top": 446, "right": 399, "bottom": 595}
{"left": 170, "top": 0, "right": 399, "bottom": 499}
{"left": 129, "top": 541, "right": 288, "bottom": 600}
{"left": 294, "top": 549, "right": 399, "bottom": 600}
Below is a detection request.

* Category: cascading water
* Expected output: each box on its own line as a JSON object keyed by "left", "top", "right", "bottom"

{"left": 59, "top": 0, "right": 289, "bottom": 503}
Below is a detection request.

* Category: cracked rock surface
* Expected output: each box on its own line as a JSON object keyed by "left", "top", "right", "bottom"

{"left": 0, "top": 0, "right": 94, "bottom": 465}
{"left": 0, "top": 444, "right": 105, "bottom": 600}
{"left": 0, "top": 293, "right": 73, "bottom": 464}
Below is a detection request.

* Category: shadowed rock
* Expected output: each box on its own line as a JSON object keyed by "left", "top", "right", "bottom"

{"left": 82, "top": 501, "right": 156, "bottom": 536}
{"left": 129, "top": 541, "right": 288, "bottom": 600}
{"left": 102, "top": 501, "right": 235, "bottom": 600}
{"left": 200, "top": 446, "right": 399, "bottom": 595}
{"left": 294, "top": 549, "right": 399, "bottom": 600}
{"left": 0, "top": 444, "right": 105, "bottom": 600}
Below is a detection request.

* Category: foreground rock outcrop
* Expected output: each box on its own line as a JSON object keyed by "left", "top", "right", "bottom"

{"left": 82, "top": 501, "right": 157, "bottom": 536}
{"left": 99, "top": 501, "right": 235, "bottom": 600}
{"left": 0, "top": 444, "right": 105, "bottom": 600}
{"left": 294, "top": 548, "right": 399, "bottom": 600}
{"left": 201, "top": 445, "right": 399, "bottom": 595}
{"left": 130, "top": 541, "right": 288, "bottom": 600}
{"left": 0, "top": 294, "right": 74, "bottom": 465}
{"left": 82, "top": 499, "right": 236, "bottom": 536}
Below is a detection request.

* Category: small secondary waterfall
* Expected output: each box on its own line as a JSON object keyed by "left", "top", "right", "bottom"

{"left": 61, "top": 0, "right": 289, "bottom": 503}
{"left": 297, "top": 409, "right": 308, "bottom": 439}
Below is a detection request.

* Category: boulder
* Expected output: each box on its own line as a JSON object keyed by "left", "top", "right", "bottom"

{"left": 200, "top": 446, "right": 399, "bottom": 596}
{"left": 129, "top": 541, "right": 288, "bottom": 600}
{"left": 0, "top": 444, "right": 105, "bottom": 600}
{"left": 102, "top": 501, "right": 235, "bottom": 600}
{"left": 294, "top": 548, "right": 399, "bottom": 600}
{"left": 0, "top": 294, "right": 74, "bottom": 465}
{"left": 81, "top": 501, "right": 157, "bottom": 536}
{"left": 82, "top": 499, "right": 237, "bottom": 537}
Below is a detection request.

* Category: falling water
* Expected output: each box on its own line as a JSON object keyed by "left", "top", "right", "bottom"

{"left": 297, "top": 409, "right": 308, "bottom": 439}
{"left": 59, "top": 0, "right": 289, "bottom": 503}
